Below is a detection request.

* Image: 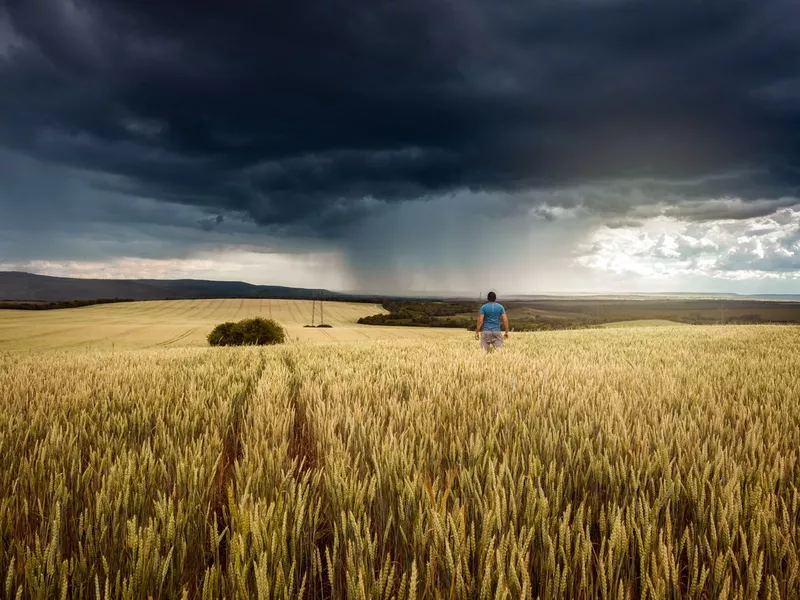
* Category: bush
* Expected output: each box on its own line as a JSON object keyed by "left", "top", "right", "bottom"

{"left": 239, "top": 317, "right": 286, "bottom": 345}
{"left": 207, "top": 322, "right": 241, "bottom": 346}
{"left": 207, "top": 317, "right": 286, "bottom": 346}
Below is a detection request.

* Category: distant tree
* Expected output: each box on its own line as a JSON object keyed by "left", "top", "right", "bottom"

{"left": 0, "top": 298, "right": 134, "bottom": 311}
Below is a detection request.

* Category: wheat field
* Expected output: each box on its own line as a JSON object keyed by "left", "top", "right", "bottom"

{"left": 0, "top": 299, "right": 464, "bottom": 352}
{"left": 2, "top": 324, "right": 799, "bottom": 598}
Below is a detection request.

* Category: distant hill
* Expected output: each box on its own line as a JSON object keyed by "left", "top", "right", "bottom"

{"left": 0, "top": 271, "right": 343, "bottom": 302}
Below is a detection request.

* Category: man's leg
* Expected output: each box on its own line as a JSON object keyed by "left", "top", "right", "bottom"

{"left": 492, "top": 332, "right": 504, "bottom": 350}
{"left": 480, "top": 332, "right": 491, "bottom": 352}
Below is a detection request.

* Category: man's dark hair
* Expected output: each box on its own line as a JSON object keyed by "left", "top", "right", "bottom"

{"left": 487, "top": 291, "right": 496, "bottom": 302}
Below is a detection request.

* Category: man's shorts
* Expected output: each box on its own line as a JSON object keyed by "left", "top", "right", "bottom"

{"left": 481, "top": 331, "right": 504, "bottom": 351}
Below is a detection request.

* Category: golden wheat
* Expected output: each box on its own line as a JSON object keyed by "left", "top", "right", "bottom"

{"left": 1, "top": 324, "right": 799, "bottom": 598}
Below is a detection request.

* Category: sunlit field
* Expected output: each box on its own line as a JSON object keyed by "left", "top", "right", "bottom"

{"left": 0, "top": 299, "right": 465, "bottom": 351}
{"left": 2, "top": 325, "right": 799, "bottom": 598}
{"left": 598, "top": 319, "right": 687, "bottom": 328}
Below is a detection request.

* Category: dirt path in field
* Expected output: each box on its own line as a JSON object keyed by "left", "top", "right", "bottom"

{"left": 188, "top": 352, "right": 335, "bottom": 597}
{"left": 283, "top": 354, "right": 335, "bottom": 600}
{"left": 199, "top": 357, "right": 267, "bottom": 593}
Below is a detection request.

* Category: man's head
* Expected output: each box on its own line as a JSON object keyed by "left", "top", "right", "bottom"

{"left": 487, "top": 291, "right": 496, "bottom": 302}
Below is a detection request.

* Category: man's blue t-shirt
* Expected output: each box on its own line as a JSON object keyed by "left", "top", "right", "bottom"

{"left": 480, "top": 302, "right": 505, "bottom": 332}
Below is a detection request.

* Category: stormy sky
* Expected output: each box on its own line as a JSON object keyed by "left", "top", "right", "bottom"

{"left": 1, "top": 0, "right": 799, "bottom": 294}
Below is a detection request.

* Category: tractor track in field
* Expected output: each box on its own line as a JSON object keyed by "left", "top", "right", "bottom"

{"left": 179, "top": 299, "right": 212, "bottom": 320}
{"left": 195, "top": 356, "right": 267, "bottom": 596}
{"left": 232, "top": 298, "right": 245, "bottom": 320}
{"left": 317, "top": 328, "right": 335, "bottom": 341}
{"left": 205, "top": 298, "right": 228, "bottom": 321}
{"left": 146, "top": 327, "right": 199, "bottom": 348}
{"left": 192, "top": 298, "right": 218, "bottom": 320}
{"left": 0, "top": 324, "right": 88, "bottom": 345}
{"left": 33, "top": 323, "right": 147, "bottom": 352}
{"left": 104, "top": 299, "right": 177, "bottom": 319}
{"left": 1, "top": 300, "right": 209, "bottom": 351}
{"left": 45, "top": 324, "right": 156, "bottom": 351}
{"left": 319, "top": 303, "right": 345, "bottom": 326}
{"left": 284, "top": 300, "right": 300, "bottom": 324}
{"left": 123, "top": 299, "right": 183, "bottom": 319}
{"left": 282, "top": 353, "right": 336, "bottom": 599}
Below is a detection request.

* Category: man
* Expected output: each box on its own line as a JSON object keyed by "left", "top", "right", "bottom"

{"left": 476, "top": 291, "right": 509, "bottom": 352}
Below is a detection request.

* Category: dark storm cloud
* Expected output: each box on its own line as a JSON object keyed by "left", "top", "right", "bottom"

{"left": 0, "top": 148, "right": 320, "bottom": 264}
{"left": 199, "top": 214, "right": 224, "bottom": 231}
{"left": 661, "top": 196, "right": 800, "bottom": 222}
{"left": 2, "top": 0, "right": 800, "bottom": 233}
{"left": 605, "top": 219, "right": 645, "bottom": 230}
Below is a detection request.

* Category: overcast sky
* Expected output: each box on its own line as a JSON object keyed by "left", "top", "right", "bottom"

{"left": 1, "top": 0, "right": 799, "bottom": 294}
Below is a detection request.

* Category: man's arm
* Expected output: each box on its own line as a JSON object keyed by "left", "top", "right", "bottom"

{"left": 502, "top": 313, "right": 509, "bottom": 338}
{"left": 475, "top": 314, "right": 484, "bottom": 339}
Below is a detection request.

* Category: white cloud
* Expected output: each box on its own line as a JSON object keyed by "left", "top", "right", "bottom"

{"left": 577, "top": 208, "right": 800, "bottom": 281}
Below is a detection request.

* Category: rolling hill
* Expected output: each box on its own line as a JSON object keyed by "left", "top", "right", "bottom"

{"left": 0, "top": 271, "right": 342, "bottom": 302}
